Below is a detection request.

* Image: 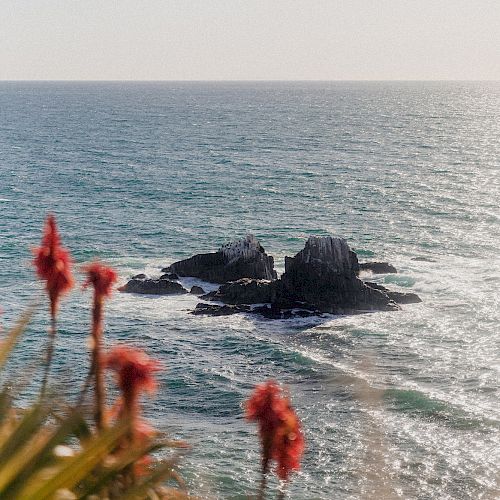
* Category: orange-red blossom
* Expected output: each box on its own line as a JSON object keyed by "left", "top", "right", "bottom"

{"left": 82, "top": 262, "right": 117, "bottom": 302}
{"left": 246, "top": 380, "right": 305, "bottom": 481}
{"left": 106, "top": 346, "right": 161, "bottom": 440}
{"left": 33, "top": 214, "right": 74, "bottom": 318}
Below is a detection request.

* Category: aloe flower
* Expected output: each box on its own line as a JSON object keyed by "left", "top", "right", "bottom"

{"left": 33, "top": 214, "right": 74, "bottom": 395}
{"left": 33, "top": 214, "right": 74, "bottom": 319}
{"left": 106, "top": 345, "right": 160, "bottom": 441}
{"left": 246, "top": 380, "right": 305, "bottom": 495}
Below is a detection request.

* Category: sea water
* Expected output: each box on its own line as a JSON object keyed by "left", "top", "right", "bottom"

{"left": 0, "top": 81, "right": 498, "bottom": 499}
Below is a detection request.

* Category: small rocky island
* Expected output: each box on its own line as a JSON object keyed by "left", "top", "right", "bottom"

{"left": 119, "top": 235, "right": 421, "bottom": 319}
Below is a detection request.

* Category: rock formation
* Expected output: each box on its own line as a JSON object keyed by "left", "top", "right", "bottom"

{"left": 165, "top": 235, "right": 277, "bottom": 283}
{"left": 364, "top": 282, "right": 422, "bottom": 304}
{"left": 279, "top": 236, "right": 399, "bottom": 313}
{"left": 119, "top": 276, "right": 188, "bottom": 295}
{"left": 358, "top": 262, "right": 397, "bottom": 274}
{"left": 121, "top": 234, "right": 421, "bottom": 318}
{"left": 208, "top": 278, "right": 278, "bottom": 304}
{"left": 192, "top": 303, "right": 251, "bottom": 316}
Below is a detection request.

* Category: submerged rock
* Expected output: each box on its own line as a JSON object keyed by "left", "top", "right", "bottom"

{"left": 359, "top": 262, "right": 398, "bottom": 274}
{"left": 119, "top": 277, "right": 188, "bottom": 295}
{"left": 252, "top": 304, "right": 320, "bottom": 320}
{"left": 192, "top": 303, "right": 250, "bottom": 316}
{"left": 209, "top": 278, "right": 277, "bottom": 304}
{"left": 160, "top": 272, "right": 179, "bottom": 281}
{"left": 280, "top": 236, "right": 399, "bottom": 313}
{"left": 165, "top": 235, "right": 277, "bottom": 284}
{"left": 192, "top": 301, "right": 319, "bottom": 319}
{"left": 190, "top": 285, "right": 206, "bottom": 295}
{"left": 364, "top": 282, "right": 422, "bottom": 304}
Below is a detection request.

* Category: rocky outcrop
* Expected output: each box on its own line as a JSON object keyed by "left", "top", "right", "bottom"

{"left": 192, "top": 302, "right": 320, "bottom": 319}
{"left": 119, "top": 276, "right": 188, "bottom": 295}
{"left": 123, "top": 235, "right": 421, "bottom": 319}
{"left": 192, "top": 303, "right": 250, "bottom": 316}
{"left": 359, "top": 262, "right": 397, "bottom": 274}
{"left": 208, "top": 278, "right": 277, "bottom": 304}
{"left": 364, "top": 282, "right": 421, "bottom": 304}
{"left": 165, "top": 235, "right": 277, "bottom": 284}
{"left": 160, "top": 272, "right": 179, "bottom": 281}
{"left": 279, "top": 237, "right": 399, "bottom": 313}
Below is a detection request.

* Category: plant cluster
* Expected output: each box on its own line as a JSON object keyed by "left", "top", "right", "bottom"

{"left": 0, "top": 215, "right": 304, "bottom": 499}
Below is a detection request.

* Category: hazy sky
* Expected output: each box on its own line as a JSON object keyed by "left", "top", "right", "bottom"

{"left": 1, "top": 0, "right": 499, "bottom": 80}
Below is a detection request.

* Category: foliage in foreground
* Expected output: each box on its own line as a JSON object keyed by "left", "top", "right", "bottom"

{"left": 0, "top": 214, "right": 304, "bottom": 499}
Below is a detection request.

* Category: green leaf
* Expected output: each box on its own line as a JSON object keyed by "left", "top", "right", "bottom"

{"left": 0, "top": 305, "right": 36, "bottom": 369}
{"left": 0, "top": 411, "right": 86, "bottom": 498}
{"left": 16, "top": 420, "right": 128, "bottom": 500}
{"left": 0, "top": 404, "right": 47, "bottom": 465}
{"left": 120, "top": 460, "right": 185, "bottom": 500}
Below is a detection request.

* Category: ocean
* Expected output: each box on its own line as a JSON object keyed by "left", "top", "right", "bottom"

{"left": 0, "top": 81, "right": 498, "bottom": 499}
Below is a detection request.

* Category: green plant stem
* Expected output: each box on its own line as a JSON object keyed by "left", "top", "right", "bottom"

{"left": 258, "top": 458, "right": 269, "bottom": 500}
{"left": 258, "top": 473, "right": 267, "bottom": 500}
{"left": 75, "top": 356, "right": 95, "bottom": 408}
{"left": 92, "top": 298, "right": 105, "bottom": 430}
{"left": 40, "top": 316, "right": 56, "bottom": 398}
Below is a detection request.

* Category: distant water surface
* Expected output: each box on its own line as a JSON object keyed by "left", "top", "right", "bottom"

{"left": 0, "top": 81, "right": 499, "bottom": 499}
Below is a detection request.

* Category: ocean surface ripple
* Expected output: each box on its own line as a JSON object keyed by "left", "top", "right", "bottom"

{"left": 0, "top": 81, "right": 499, "bottom": 499}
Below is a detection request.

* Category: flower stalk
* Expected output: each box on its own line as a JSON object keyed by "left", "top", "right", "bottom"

{"left": 33, "top": 214, "right": 74, "bottom": 397}
{"left": 83, "top": 262, "right": 117, "bottom": 430}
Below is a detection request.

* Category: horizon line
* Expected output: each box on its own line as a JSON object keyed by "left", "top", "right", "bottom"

{"left": 1, "top": 79, "right": 499, "bottom": 83}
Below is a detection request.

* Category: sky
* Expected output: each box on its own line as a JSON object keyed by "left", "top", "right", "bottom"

{"left": 1, "top": 0, "right": 499, "bottom": 81}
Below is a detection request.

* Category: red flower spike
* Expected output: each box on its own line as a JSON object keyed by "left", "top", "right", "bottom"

{"left": 83, "top": 262, "right": 118, "bottom": 301}
{"left": 106, "top": 346, "right": 161, "bottom": 446}
{"left": 33, "top": 214, "right": 74, "bottom": 317}
{"left": 106, "top": 346, "right": 161, "bottom": 396}
{"left": 246, "top": 380, "right": 305, "bottom": 481}
{"left": 273, "top": 402, "right": 305, "bottom": 480}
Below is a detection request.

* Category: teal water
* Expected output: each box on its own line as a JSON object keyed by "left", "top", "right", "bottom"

{"left": 0, "top": 82, "right": 499, "bottom": 499}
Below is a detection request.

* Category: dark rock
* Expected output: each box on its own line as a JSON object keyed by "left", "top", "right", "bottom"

{"left": 386, "top": 291, "right": 422, "bottom": 304}
{"left": 359, "top": 262, "right": 397, "bottom": 274}
{"left": 160, "top": 273, "right": 179, "bottom": 281}
{"left": 165, "top": 235, "right": 277, "bottom": 283}
{"left": 280, "top": 237, "right": 400, "bottom": 313}
{"left": 364, "top": 282, "right": 421, "bottom": 304}
{"left": 132, "top": 273, "right": 147, "bottom": 280}
{"left": 119, "top": 278, "right": 188, "bottom": 295}
{"left": 252, "top": 304, "right": 319, "bottom": 319}
{"left": 411, "top": 257, "right": 435, "bottom": 262}
{"left": 363, "top": 281, "right": 388, "bottom": 292}
{"left": 190, "top": 285, "right": 206, "bottom": 295}
{"left": 252, "top": 304, "right": 283, "bottom": 319}
{"left": 209, "top": 278, "right": 277, "bottom": 304}
{"left": 191, "top": 303, "right": 250, "bottom": 316}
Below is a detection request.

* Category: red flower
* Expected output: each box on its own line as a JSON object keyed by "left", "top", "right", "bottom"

{"left": 33, "top": 214, "right": 74, "bottom": 317}
{"left": 106, "top": 346, "right": 161, "bottom": 444}
{"left": 83, "top": 262, "right": 118, "bottom": 301}
{"left": 246, "top": 380, "right": 305, "bottom": 481}
{"left": 106, "top": 345, "right": 161, "bottom": 397}
{"left": 272, "top": 401, "right": 304, "bottom": 480}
